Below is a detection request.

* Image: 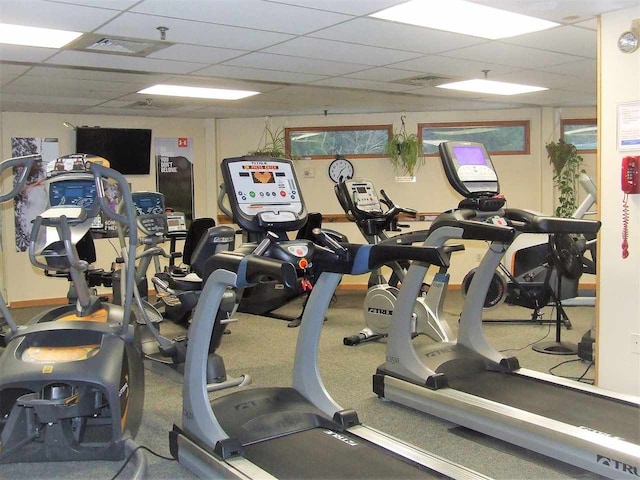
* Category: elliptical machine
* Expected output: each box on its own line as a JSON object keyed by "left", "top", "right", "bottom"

{"left": 335, "top": 178, "right": 456, "bottom": 344}
{"left": 0, "top": 154, "right": 146, "bottom": 475}
{"left": 115, "top": 191, "right": 239, "bottom": 383}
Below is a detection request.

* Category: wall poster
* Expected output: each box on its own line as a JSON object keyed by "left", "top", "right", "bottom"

{"left": 11, "top": 137, "right": 59, "bottom": 252}
{"left": 155, "top": 137, "right": 194, "bottom": 226}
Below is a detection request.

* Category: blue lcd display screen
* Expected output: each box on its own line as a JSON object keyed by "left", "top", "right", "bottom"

{"left": 453, "top": 146, "right": 487, "bottom": 166}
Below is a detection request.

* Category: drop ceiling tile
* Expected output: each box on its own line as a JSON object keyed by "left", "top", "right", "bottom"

{"left": 0, "top": 0, "right": 121, "bottom": 31}
{"left": 95, "top": 13, "right": 294, "bottom": 50}
{"left": 0, "top": 44, "right": 57, "bottom": 63}
{"left": 0, "top": 91, "right": 102, "bottom": 106}
{"left": 389, "top": 54, "right": 519, "bottom": 78}
{"left": 9, "top": 75, "right": 141, "bottom": 96}
{"left": 147, "top": 44, "right": 247, "bottom": 64}
{"left": 573, "top": 18, "right": 598, "bottom": 31}
{"left": 503, "top": 26, "right": 596, "bottom": 58}
{"left": 263, "top": 0, "right": 405, "bottom": 16}
{"left": 309, "top": 18, "right": 486, "bottom": 55}
{"left": 263, "top": 37, "right": 424, "bottom": 66}
{"left": 466, "top": 0, "right": 639, "bottom": 23}
{"left": 491, "top": 69, "right": 580, "bottom": 90}
{"left": 27, "top": 66, "right": 169, "bottom": 84}
{"left": 541, "top": 59, "right": 595, "bottom": 77}
{"left": 309, "top": 77, "right": 419, "bottom": 93}
{"left": 345, "top": 67, "right": 425, "bottom": 82}
{"left": 224, "top": 52, "right": 370, "bottom": 76}
{"left": 0, "top": 63, "right": 32, "bottom": 80}
{"left": 46, "top": 0, "right": 139, "bottom": 9}
{"left": 46, "top": 50, "right": 207, "bottom": 74}
{"left": 442, "top": 42, "right": 585, "bottom": 69}
{"left": 130, "top": 0, "right": 352, "bottom": 35}
{"left": 195, "top": 64, "right": 327, "bottom": 84}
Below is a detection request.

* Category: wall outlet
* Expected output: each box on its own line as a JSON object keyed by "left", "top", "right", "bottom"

{"left": 303, "top": 167, "right": 315, "bottom": 178}
{"left": 632, "top": 333, "right": 640, "bottom": 354}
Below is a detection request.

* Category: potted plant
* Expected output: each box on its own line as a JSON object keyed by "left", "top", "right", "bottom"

{"left": 248, "top": 122, "right": 287, "bottom": 158}
{"left": 545, "top": 139, "right": 585, "bottom": 218}
{"left": 386, "top": 116, "right": 423, "bottom": 177}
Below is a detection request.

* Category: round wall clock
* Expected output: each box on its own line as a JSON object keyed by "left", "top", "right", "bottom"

{"left": 328, "top": 155, "right": 354, "bottom": 183}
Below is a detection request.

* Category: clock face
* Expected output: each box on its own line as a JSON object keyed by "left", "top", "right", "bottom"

{"left": 618, "top": 31, "right": 639, "bottom": 53}
{"left": 328, "top": 157, "right": 354, "bottom": 183}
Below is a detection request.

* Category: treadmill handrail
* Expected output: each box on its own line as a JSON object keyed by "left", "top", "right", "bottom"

{"left": 504, "top": 208, "right": 601, "bottom": 235}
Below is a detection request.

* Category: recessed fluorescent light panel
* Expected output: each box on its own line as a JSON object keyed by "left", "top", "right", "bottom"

{"left": 370, "top": 0, "right": 559, "bottom": 39}
{"left": 0, "top": 23, "right": 82, "bottom": 48}
{"left": 436, "top": 79, "right": 548, "bottom": 95}
{"left": 138, "top": 84, "right": 260, "bottom": 100}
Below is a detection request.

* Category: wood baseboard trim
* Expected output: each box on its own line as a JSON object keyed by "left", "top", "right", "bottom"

{"left": 8, "top": 284, "right": 597, "bottom": 308}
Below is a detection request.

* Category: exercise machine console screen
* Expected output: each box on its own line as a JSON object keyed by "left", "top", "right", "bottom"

{"left": 49, "top": 178, "right": 97, "bottom": 210}
{"left": 132, "top": 192, "right": 167, "bottom": 236}
{"left": 439, "top": 141, "right": 499, "bottom": 197}
{"left": 221, "top": 157, "right": 306, "bottom": 233}
{"left": 342, "top": 179, "right": 383, "bottom": 213}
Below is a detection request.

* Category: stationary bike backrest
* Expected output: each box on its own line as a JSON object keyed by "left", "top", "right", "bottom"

{"left": 189, "top": 225, "right": 237, "bottom": 277}
{"left": 183, "top": 218, "right": 216, "bottom": 265}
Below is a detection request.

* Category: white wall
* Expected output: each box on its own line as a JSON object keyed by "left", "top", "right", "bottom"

{"left": 0, "top": 112, "right": 213, "bottom": 303}
{"left": 597, "top": 7, "right": 640, "bottom": 395}
{"left": 1, "top": 106, "right": 597, "bottom": 301}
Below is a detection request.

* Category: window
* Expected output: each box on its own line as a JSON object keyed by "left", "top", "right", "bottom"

{"left": 285, "top": 125, "right": 392, "bottom": 159}
{"left": 561, "top": 118, "right": 597, "bottom": 153}
{"left": 419, "top": 120, "right": 530, "bottom": 155}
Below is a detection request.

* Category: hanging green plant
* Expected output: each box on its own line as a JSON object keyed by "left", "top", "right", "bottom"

{"left": 386, "top": 115, "right": 423, "bottom": 177}
{"left": 545, "top": 139, "right": 585, "bottom": 218}
{"left": 248, "top": 121, "right": 287, "bottom": 158}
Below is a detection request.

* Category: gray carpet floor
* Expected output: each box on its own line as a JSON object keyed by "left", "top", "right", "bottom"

{"left": 1, "top": 289, "right": 606, "bottom": 480}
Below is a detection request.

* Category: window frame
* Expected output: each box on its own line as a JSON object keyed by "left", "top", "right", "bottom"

{"left": 560, "top": 118, "right": 597, "bottom": 153}
{"left": 285, "top": 124, "right": 393, "bottom": 159}
{"left": 418, "top": 120, "right": 531, "bottom": 156}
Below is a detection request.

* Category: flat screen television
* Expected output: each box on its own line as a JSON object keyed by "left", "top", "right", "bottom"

{"left": 76, "top": 127, "right": 152, "bottom": 175}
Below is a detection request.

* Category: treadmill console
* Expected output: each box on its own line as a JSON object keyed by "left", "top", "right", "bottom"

{"left": 221, "top": 156, "right": 307, "bottom": 233}
{"left": 439, "top": 141, "right": 499, "bottom": 198}
{"left": 339, "top": 179, "right": 383, "bottom": 214}
{"left": 132, "top": 191, "right": 167, "bottom": 236}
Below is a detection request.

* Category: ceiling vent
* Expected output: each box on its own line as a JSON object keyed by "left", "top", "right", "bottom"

{"left": 395, "top": 74, "right": 452, "bottom": 87}
{"left": 66, "top": 34, "right": 173, "bottom": 57}
{"left": 126, "top": 99, "right": 162, "bottom": 110}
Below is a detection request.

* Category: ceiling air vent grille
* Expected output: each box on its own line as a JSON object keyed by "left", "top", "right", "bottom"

{"left": 66, "top": 34, "right": 173, "bottom": 57}
{"left": 395, "top": 74, "right": 451, "bottom": 87}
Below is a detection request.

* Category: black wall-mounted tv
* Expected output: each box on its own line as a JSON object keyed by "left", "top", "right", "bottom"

{"left": 76, "top": 127, "right": 152, "bottom": 175}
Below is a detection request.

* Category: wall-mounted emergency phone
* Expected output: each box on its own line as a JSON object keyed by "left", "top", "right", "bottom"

{"left": 622, "top": 156, "right": 640, "bottom": 194}
{"left": 621, "top": 156, "right": 640, "bottom": 258}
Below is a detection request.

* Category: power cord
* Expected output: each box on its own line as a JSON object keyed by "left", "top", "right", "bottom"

{"left": 549, "top": 358, "right": 594, "bottom": 384}
{"left": 499, "top": 315, "right": 553, "bottom": 353}
{"left": 109, "top": 444, "right": 175, "bottom": 480}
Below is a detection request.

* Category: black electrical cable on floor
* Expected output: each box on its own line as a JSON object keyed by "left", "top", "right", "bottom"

{"left": 499, "top": 310, "right": 553, "bottom": 353}
{"left": 109, "top": 444, "right": 175, "bottom": 480}
{"left": 549, "top": 358, "right": 594, "bottom": 384}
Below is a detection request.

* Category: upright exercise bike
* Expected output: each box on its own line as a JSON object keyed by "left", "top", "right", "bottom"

{"left": 0, "top": 154, "right": 146, "bottom": 475}
{"left": 335, "top": 178, "right": 457, "bottom": 344}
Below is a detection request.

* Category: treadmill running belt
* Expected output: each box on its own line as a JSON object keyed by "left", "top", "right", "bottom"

{"left": 448, "top": 371, "right": 640, "bottom": 444}
{"left": 244, "top": 427, "right": 445, "bottom": 479}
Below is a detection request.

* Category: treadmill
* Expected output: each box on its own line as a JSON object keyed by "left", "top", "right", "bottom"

{"left": 169, "top": 156, "right": 490, "bottom": 479}
{"left": 374, "top": 141, "right": 640, "bottom": 479}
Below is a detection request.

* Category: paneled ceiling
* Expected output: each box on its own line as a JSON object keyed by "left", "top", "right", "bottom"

{"left": 0, "top": 0, "right": 638, "bottom": 118}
